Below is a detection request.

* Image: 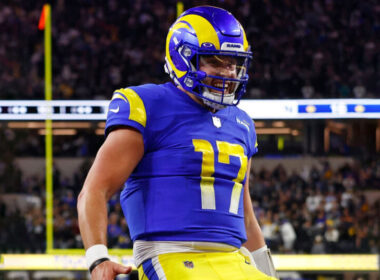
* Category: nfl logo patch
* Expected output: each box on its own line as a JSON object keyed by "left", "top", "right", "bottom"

{"left": 212, "top": 116, "right": 221, "bottom": 128}
{"left": 183, "top": 261, "right": 194, "bottom": 269}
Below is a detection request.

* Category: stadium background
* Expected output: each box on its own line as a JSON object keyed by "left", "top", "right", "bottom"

{"left": 0, "top": 0, "right": 379, "bottom": 279}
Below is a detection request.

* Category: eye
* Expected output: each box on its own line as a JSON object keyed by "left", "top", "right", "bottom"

{"left": 202, "top": 56, "right": 219, "bottom": 66}
{"left": 200, "top": 56, "right": 235, "bottom": 67}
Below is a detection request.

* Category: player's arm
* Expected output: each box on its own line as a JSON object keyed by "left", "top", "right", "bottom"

{"left": 242, "top": 159, "right": 265, "bottom": 251}
{"left": 242, "top": 159, "right": 278, "bottom": 278}
{"left": 77, "top": 128, "right": 144, "bottom": 279}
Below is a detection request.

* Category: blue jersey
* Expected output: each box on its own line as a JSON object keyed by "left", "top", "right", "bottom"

{"left": 105, "top": 82, "right": 258, "bottom": 248}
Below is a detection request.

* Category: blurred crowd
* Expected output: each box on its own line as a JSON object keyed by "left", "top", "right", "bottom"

{"left": 0, "top": 150, "right": 379, "bottom": 253}
{"left": 0, "top": 127, "right": 103, "bottom": 157}
{"left": 0, "top": 0, "right": 379, "bottom": 100}
{"left": 0, "top": 157, "right": 132, "bottom": 252}
{"left": 251, "top": 161, "right": 379, "bottom": 254}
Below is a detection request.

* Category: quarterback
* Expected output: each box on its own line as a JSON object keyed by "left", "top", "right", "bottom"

{"left": 78, "top": 6, "right": 278, "bottom": 280}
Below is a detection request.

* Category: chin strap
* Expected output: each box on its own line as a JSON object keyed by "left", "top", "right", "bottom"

{"left": 201, "top": 88, "right": 234, "bottom": 110}
{"left": 202, "top": 99, "right": 226, "bottom": 110}
{"left": 251, "top": 245, "right": 279, "bottom": 279}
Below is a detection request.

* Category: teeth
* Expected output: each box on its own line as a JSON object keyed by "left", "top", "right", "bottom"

{"left": 214, "top": 83, "right": 227, "bottom": 89}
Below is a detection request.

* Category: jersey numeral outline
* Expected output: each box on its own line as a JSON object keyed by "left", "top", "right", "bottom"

{"left": 192, "top": 139, "right": 247, "bottom": 214}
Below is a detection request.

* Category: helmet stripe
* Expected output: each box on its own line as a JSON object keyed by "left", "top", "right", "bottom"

{"left": 240, "top": 23, "right": 249, "bottom": 51}
{"left": 113, "top": 88, "right": 146, "bottom": 127}
{"left": 180, "top": 14, "right": 220, "bottom": 49}
{"left": 165, "top": 22, "right": 191, "bottom": 78}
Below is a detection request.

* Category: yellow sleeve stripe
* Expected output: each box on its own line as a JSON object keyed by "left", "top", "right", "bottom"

{"left": 113, "top": 88, "right": 147, "bottom": 127}
{"left": 255, "top": 140, "right": 258, "bottom": 148}
{"left": 112, "top": 93, "right": 128, "bottom": 102}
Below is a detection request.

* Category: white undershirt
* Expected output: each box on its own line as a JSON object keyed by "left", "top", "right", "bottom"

{"left": 133, "top": 240, "right": 238, "bottom": 267}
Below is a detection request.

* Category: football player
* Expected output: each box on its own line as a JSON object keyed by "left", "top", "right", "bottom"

{"left": 78, "top": 6, "right": 278, "bottom": 280}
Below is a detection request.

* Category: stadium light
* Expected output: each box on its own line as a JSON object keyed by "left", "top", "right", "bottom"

{"left": 1, "top": 99, "right": 380, "bottom": 120}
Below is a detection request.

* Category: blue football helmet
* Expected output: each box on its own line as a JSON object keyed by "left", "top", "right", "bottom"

{"left": 165, "top": 6, "right": 252, "bottom": 109}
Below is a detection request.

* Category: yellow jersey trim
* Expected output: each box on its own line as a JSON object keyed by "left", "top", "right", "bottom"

{"left": 113, "top": 88, "right": 147, "bottom": 127}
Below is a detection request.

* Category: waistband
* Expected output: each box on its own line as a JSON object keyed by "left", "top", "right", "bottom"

{"left": 133, "top": 240, "right": 238, "bottom": 267}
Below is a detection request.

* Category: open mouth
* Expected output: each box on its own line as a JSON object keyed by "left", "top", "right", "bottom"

{"left": 212, "top": 82, "right": 229, "bottom": 93}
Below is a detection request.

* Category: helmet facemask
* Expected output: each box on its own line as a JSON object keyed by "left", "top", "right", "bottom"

{"left": 195, "top": 54, "right": 249, "bottom": 110}
{"left": 173, "top": 43, "right": 251, "bottom": 110}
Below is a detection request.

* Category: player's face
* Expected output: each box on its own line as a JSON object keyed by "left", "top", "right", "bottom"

{"left": 199, "top": 55, "right": 241, "bottom": 94}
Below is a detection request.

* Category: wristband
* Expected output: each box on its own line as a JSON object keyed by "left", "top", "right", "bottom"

{"left": 85, "top": 244, "right": 110, "bottom": 270}
{"left": 89, "top": 257, "right": 110, "bottom": 273}
{"left": 251, "top": 245, "right": 279, "bottom": 279}
{"left": 251, "top": 245, "right": 268, "bottom": 257}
